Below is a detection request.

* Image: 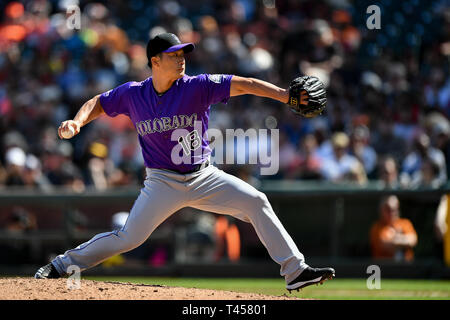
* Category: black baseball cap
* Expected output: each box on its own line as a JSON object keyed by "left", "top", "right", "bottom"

{"left": 146, "top": 33, "right": 194, "bottom": 65}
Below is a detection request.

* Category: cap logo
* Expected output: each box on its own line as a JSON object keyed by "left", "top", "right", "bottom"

{"left": 167, "top": 34, "right": 179, "bottom": 43}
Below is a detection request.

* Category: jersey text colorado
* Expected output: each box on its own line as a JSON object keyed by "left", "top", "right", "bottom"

{"left": 135, "top": 113, "right": 198, "bottom": 136}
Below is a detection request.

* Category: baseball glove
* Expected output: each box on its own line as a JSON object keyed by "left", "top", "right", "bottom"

{"left": 287, "top": 75, "right": 326, "bottom": 118}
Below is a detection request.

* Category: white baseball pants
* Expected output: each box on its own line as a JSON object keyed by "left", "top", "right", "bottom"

{"left": 52, "top": 165, "right": 308, "bottom": 284}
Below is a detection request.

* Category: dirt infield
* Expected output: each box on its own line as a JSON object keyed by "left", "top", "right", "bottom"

{"left": 0, "top": 278, "right": 301, "bottom": 300}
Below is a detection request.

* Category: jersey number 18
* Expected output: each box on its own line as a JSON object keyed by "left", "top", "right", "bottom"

{"left": 178, "top": 130, "right": 201, "bottom": 156}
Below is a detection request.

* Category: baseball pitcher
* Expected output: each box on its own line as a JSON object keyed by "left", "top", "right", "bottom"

{"left": 35, "top": 33, "right": 334, "bottom": 292}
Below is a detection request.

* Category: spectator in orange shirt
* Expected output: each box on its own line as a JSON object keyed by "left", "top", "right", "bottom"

{"left": 370, "top": 195, "right": 418, "bottom": 262}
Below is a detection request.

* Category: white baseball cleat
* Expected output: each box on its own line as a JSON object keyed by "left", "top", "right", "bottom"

{"left": 34, "top": 263, "right": 61, "bottom": 279}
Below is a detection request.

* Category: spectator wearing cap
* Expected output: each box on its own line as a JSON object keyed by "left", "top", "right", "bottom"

{"left": 287, "top": 134, "right": 322, "bottom": 180}
{"left": 59, "top": 164, "right": 86, "bottom": 193}
{"left": 372, "top": 119, "right": 408, "bottom": 166}
{"left": 319, "top": 132, "right": 367, "bottom": 183}
{"left": 108, "top": 161, "right": 140, "bottom": 187}
{"left": 376, "top": 156, "right": 400, "bottom": 189}
{"left": 349, "top": 125, "right": 377, "bottom": 178}
{"left": 84, "top": 141, "right": 114, "bottom": 190}
{"left": 41, "top": 141, "right": 79, "bottom": 187}
{"left": 424, "top": 68, "right": 450, "bottom": 117}
{"left": 22, "top": 154, "right": 53, "bottom": 192}
{"left": 400, "top": 133, "right": 447, "bottom": 188}
{"left": 4, "top": 146, "right": 26, "bottom": 186}
{"left": 409, "top": 156, "right": 443, "bottom": 189}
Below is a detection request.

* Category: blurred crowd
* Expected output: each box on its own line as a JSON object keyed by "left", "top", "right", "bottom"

{"left": 0, "top": 0, "right": 450, "bottom": 192}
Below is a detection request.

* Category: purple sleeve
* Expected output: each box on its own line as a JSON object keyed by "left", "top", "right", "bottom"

{"left": 200, "top": 74, "right": 233, "bottom": 105}
{"left": 99, "top": 82, "right": 132, "bottom": 117}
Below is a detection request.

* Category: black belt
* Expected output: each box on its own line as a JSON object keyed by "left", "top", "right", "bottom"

{"left": 179, "top": 159, "right": 210, "bottom": 174}
{"left": 149, "top": 160, "right": 210, "bottom": 175}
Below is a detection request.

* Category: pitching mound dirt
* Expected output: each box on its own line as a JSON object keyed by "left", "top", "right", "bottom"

{"left": 0, "top": 278, "right": 302, "bottom": 300}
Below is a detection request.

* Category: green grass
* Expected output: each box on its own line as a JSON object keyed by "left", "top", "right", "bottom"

{"left": 84, "top": 277, "right": 450, "bottom": 300}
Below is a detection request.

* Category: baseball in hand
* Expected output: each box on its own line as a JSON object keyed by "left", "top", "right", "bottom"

{"left": 61, "top": 126, "right": 75, "bottom": 139}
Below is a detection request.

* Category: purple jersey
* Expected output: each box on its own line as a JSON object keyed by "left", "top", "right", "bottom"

{"left": 99, "top": 74, "right": 233, "bottom": 173}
